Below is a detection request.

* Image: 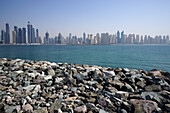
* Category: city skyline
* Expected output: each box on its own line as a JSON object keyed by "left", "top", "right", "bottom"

{"left": 0, "top": 22, "right": 169, "bottom": 45}
{"left": 0, "top": 0, "right": 170, "bottom": 38}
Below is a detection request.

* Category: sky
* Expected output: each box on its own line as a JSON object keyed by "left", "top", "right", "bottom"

{"left": 0, "top": 0, "right": 170, "bottom": 38}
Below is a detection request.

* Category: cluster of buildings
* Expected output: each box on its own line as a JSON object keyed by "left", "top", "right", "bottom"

{"left": 65, "top": 31, "right": 170, "bottom": 45}
{"left": 0, "top": 22, "right": 170, "bottom": 45}
{"left": 0, "top": 22, "right": 42, "bottom": 44}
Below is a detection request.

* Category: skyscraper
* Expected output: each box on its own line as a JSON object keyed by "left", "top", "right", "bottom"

{"left": 144, "top": 35, "right": 148, "bottom": 44}
{"left": 32, "top": 27, "right": 35, "bottom": 43}
{"left": 36, "top": 29, "right": 39, "bottom": 43}
{"left": 121, "top": 31, "right": 124, "bottom": 44}
{"left": 58, "top": 33, "right": 62, "bottom": 44}
{"left": 5, "top": 23, "right": 10, "bottom": 44}
{"left": 83, "top": 33, "right": 86, "bottom": 44}
{"left": 12, "top": 31, "right": 16, "bottom": 44}
{"left": 22, "top": 28, "right": 26, "bottom": 43}
{"left": 14, "top": 26, "right": 18, "bottom": 43}
{"left": 44, "top": 32, "right": 49, "bottom": 44}
{"left": 96, "top": 33, "right": 101, "bottom": 44}
{"left": 1, "top": 30, "right": 5, "bottom": 43}
{"left": 69, "top": 33, "right": 72, "bottom": 44}
{"left": 18, "top": 28, "right": 22, "bottom": 44}
{"left": 140, "top": 36, "right": 144, "bottom": 44}
{"left": 117, "top": 31, "right": 120, "bottom": 44}
{"left": 27, "top": 22, "right": 32, "bottom": 44}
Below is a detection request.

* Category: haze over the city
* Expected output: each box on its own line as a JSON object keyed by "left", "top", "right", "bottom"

{"left": 0, "top": 0, "right": 170, "bottom": 38}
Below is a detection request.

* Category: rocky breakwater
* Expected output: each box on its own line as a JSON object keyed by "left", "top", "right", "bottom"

{"left": 0, "top": 58, "right": 169, "bottom": 113}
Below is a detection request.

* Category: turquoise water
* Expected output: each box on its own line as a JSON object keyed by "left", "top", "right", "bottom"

{"left": 0, "top": 45, "right": 170, "bottom": 71}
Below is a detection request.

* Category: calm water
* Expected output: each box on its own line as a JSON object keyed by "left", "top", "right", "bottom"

{"left": 0, "top": 45, "right": 170, "bottom": 72}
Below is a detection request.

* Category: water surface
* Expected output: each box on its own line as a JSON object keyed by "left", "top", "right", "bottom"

{"left": 0, "top": 45, "right": 170, "bottom": 71}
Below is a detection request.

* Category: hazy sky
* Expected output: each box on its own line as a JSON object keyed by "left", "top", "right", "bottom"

{"left": 0, "top": 0, "right": 170, "bottom": 38}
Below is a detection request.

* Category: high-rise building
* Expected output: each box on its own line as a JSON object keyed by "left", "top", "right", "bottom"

{"left": 83, "top": 33, "right": 86, "bottom": 44}
{"left": 121, "top": 31, "right": 124, "bottom": 44}
{"left": 135, "top": 35, "right": 140, "bottom": 44}
{"left": 1, "top": 30, "right": 5, "bottom": 43}
{"left": 27, "top": 22, "right": 32, "bottom": 44}
{"left": 18, "top": 28, "right": 23, "bottom": 44}
{"left": 123, "top": 34, "right": 127, "bottom": 44}
{"left": 22, "top": 28, "right": 26, "bottom": 43}
{"left": 144, "top": 35, "right": 148, "bottom": 44}
{"left": 12, "top": 31, "right": 16, "bottom": 44}
{"left": 112, "top": 34, "right": 116, "bottom": 44}
{"left": 140, "top": 36, "right": 144, "bottom": 44}
{"left": 166, "top": 35, "right": 169, "bottom": 44}
{"left": 117, "top": 31, "right": 120, "bottom": 44}
{"left": 32, "top": 27, "right": 35, "bottom": 43}
{"left": 69, "top": 33, "right": 72, "bottom": 44}
{"left": 101, "top": 33, "right": 109, "bottom": 44}
{"left": 96, "top": 33, "right": 101, "bottom": 44}
{"left": 5, "top": 23, "right": 10, "bottom": 44}
{"left": 58, "top": 33, "right": 62, "bottom": 44}
{"left": 44, "top": 32, "right": 49, "bottom": 44}
{"left": 14, "top": 26, "right": 18, "bottom": 43}
{"left": 36, "top": 29, "right": 39, "bottom": 43}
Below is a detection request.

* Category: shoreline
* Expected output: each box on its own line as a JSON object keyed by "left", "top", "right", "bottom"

{"left": 0, "top": 44, "right": 170, "bottom": 46}
{"left": 0, "top": 58, "right": 169, "bottom": 112}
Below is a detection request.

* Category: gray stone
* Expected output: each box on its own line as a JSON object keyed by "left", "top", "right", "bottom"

{"left": 22, "top": 104, "right": 33, "bottom": 112}
{"left": 115, "top": 91, "right": 129, "bottom": 99}
{"left": 48, "top": 69, "right": 55, "bottom": 76}
{"left": 55, "top": 77, "right": 63, "bottom": 83}
{"left": 74, "top": 105, "right": 87, "bottom": 113}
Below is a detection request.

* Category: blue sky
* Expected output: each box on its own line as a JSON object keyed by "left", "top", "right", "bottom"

{"left": 0, "top": 0, "right": 170, "bottom": 37}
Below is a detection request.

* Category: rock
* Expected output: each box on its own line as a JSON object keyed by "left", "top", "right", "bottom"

{"left": 110, "top": 80, "right": 124, "bottom": 90}
{"left": 50, "top": 101, "right": 62, "bottom": 113}
{"left": 122, "top": 68, "right": 130, "bottom": 72}
{"left": 0, "top": 58, "right": 169, "bottom": 113}
{"left": 144, "top": 85, "right": 162, "bottom": 91}
{"left": 141, "top": 92, "right": 164, "bottom": 103}
{"left": 48, "top": 68, "right": 55, "bottom": 76}
{"left": 122, "top": 83, "right": 134, "bottom": 92}
{"left": 129, "top": 94, "right": 142, "bottom": 99}
{"left": 33, "top": 85, "right": 41, "bottom": 93}
{"left": 148, "top": 69, "right": 161, "bottom": 76}
{"left": 78, "top": 86, "right": 85, "bottom": 91}
{"left": 0, "top": 76, "right": 6, "bottom": 79}
{"left": 87, "top": 97, "right": 96, "bottom": 103}
{"left": 5, "top": 105, "right": 20, "bottom": 113}
{"left": 74, "top": 105, "right": 87, "bottom": 113}
{"left": 121, "top": 109, "right": 127, "bottom": 113}
{"left": 131, "top": 74, "right": 142, "bottom": 78}
{"left": 115, "top": 91, "right": 129, "bottom": 99}
{"left": 33, "top": 107, "right": 48, "bottom": 113}
{"left": 164, "top": 104, "right": 170, "bottom": 111}
{"left": 0, "top": 85, "right": 8, "bottom": 91}
{"left": 14, "top": 70, "right": 24, "bottom": 74}
{"left": 64, "top": 97, "right": 77, "bottom": 101}
{"left": 22, "top": 85, "right": 32, "bottom": 91}
{"left": 44, "top": 75, "right": 52, "bottom": 80}
{"left": 55, "top": 77, "right": 63, "bottom": 83}
{"left": 99, "top": 109, "right": 108, "bottom": 113}
{"left": 136, "top": 81, "right": 146, "bottom": 88}
{"left": 71, "top": 87, "right": 77, "bottom": 92}
{"left": 22, "top": 104, "right": 33, "bottom": 112}
{"left": 130, "top": 99, "right": 161, "bottom": 113}
{"left": 103, "top": 71, "right": 115, "bottom": 76}
{"left": 63, "top": 85, "right": 68, "bottom": 89}
{"left": 26, "top": 96, "right": 32, "bottom": 103}
{"left": 24, "top": 63, "right": 32, "bottom": 67}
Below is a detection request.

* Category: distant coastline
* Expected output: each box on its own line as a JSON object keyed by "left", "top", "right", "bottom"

{"left": 0, "top": 43, "right": 170, "bottom": 46}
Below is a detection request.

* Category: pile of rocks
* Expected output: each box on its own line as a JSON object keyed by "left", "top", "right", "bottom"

{"left": 0, "top": 58, "right": 169, "bottom": 113}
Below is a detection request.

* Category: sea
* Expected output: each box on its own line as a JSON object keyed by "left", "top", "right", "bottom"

{"left": 0, "top": 45, "right": 170, "bottom": 72}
